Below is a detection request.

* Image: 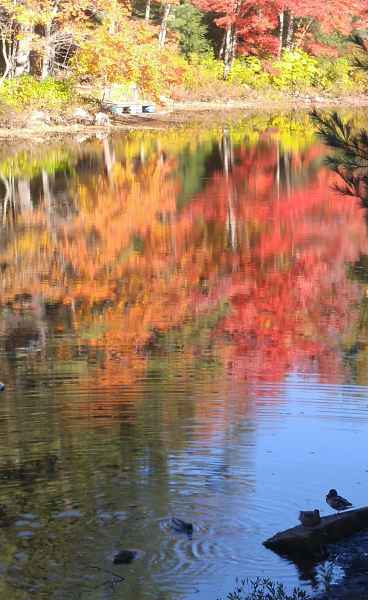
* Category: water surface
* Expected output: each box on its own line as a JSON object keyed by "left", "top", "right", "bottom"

{"left": 1, "top": 112, "right": 368, "bottom": 599}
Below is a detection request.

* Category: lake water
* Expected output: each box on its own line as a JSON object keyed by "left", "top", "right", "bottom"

{"left": 1, "top": 111, "right": 368, "bottom": 600}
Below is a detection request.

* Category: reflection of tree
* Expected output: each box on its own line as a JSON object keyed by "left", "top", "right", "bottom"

{"left": 1, "top": 118, "right": 367, "bottom": 397}
{"left": 184, "top": 135, "right": 368, "bottom": 384}
{"left": 0, "top": 174, "right": 31, "bottom": 225}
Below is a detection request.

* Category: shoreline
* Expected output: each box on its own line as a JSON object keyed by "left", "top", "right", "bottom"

{"left": 1, "top": 95, "right": 368, "bottom": 141}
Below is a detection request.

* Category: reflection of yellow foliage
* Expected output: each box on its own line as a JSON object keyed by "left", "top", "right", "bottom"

{"left": 15, "top": 231, "right": 50, "bottom": 256}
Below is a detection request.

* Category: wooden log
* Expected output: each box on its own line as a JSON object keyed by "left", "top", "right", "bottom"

{"left": 263, "top": 506, "right": 368, "bottom": 557}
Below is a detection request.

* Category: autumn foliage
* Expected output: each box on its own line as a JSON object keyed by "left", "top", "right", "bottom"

{"left": 0, "top": 0, "right": 368, "bottom": 98}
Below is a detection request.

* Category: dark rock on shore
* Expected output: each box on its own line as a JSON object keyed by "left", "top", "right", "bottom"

{"left": 264, "top": 506, "right": 368, "bottom": 557}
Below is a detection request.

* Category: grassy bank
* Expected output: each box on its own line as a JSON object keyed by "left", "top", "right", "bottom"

{"left": 0, "top": 47, "right": 367, "bottom": 136}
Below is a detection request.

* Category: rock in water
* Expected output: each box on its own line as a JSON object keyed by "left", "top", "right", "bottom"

{"left": 72, "top": 107, "right": 94, "bottom": 124}
{"left": 0, "top": 383, "right": 5, "bottom": 392}
{"left": 113, "top": 549, "right": 137, "bottom": 565}
{"left": 27, "top": 110, "right": 51, "bottom": 127}
{"left": 95, "top": 112, "right": 110, "bottom": 126}
{"left": 170, "top": 518, "right": 193, "bottom": 535}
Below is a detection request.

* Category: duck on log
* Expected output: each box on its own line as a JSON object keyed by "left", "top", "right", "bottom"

{"left": 264, "top": 506, "right": 368, "bottom": 557}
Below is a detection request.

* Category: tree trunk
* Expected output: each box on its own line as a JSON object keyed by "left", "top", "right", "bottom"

{"left": 158, "top": 3, "right": 171, "bottom": 48}
{"left": 41, "top": 25, "right": 55, "bottom": 79}
{"left": 219, "top": 30, "right": 226, "bottom": 59}
{"left": 41, "top": 0, "right": 60, "bottom": 77}
{"left": 278, "top": 11, "right": 285, "bottom": 57}
{"left": 285, "top": 12, "right": 294, "bottom": 49}
{"left": 278, "top": 9, "right": 294, "bottom": 55}
{"left": 145, "top": 0, "right": 151, "bottom": 21}
{"left": 276, "top": 139, "right": 280, "bottom": 200}
{"left": 0, "top": 34, "right": 12, "bottom": 83}
{"left": 223, "top": 23, "right": 235, "bottom": 79}
{"left": 108, "top": 0, "right": 118, "bottom": 34}
{"left": 14, "top": 26, "right": 32, "bottom": 76}
{"left": 231, "top": 27, "right": 237, "bottom": 60}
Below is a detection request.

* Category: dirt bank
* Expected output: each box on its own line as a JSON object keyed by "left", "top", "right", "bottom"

{"left": 0, "top": 95, "right": 368, "bottom": 142}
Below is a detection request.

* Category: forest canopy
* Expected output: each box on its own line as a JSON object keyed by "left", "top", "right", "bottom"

{"left": 0, "top": 0, "right": 368, "bottom": 101}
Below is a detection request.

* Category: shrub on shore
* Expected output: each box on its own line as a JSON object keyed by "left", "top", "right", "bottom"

{"left": 176, "top": 50, "right": 368, "bottom": 101}
{"left": 219, "top": 578, "right": 309, "bottom": 600}
{"left": 0, "top": 76, "right": 73, "bottom": 110}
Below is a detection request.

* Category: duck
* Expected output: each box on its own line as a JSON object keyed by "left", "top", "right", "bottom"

{"left": 326, "top": 489, "right": 352, "bottom": 511}
{"left": 299, "top": 509, "right": 321, "bottom": 527}
{"left": 113, "top": 549, "right": 138, "bottom": 565}
{"left": 170, "top": 517, "right": 193, "bottom": 535}
{"left": 0, "top": 383, "right": 5, "bottom": 392}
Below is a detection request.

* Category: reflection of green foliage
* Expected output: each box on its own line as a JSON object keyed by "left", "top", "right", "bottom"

{"left": 132, "top": 234, "right": 145, "bottom": 254}
{"left": 79, "top": 323, "right": 108, "bottom": 340}
{"left": 108, "top": 111, "right": 319, "bottom": 168}
{"left": 147, "top": 302, "right": 229, "bottom": 379}
{"left": 175, "top": 140, "right": 215, "bottom": 210}
{"left": 0, "top": 150, "right": 74, "bottom": 179}
{"left": 344, "top": 254, "right": 368, "bottom": 385}
{"left": 348, "top": 255, "right": 368, "bottom": 285}
{"left": 225, "top": 112, "right": 316, "bottom": 152}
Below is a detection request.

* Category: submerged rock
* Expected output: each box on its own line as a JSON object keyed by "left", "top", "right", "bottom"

{"left": 19, "top": 513, "right": 37, "bottom": 520}
{"left": 14, "top": 552, "right": 28, "bottom": 562}
{"left": 15, "top": 519, "right": 40, "bottom": 529}
{"left": 55, "top": 509, "right": 81, "bottom": 520}
{"left": 113, "top": 549, "right": 138, "bottom": 565}
{"left": 113, "top": 511, "right": 127, "bottom": 521}
{"left": 97, "top": 511, "right": 113, "bottom": 521}
{"left": 16, "top": 530, "right": 34, "bottom": 539}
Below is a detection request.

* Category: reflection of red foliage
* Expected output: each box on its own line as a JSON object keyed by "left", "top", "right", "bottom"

{"left": 179, "top": 140, "right": 368, "bottom": 385}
